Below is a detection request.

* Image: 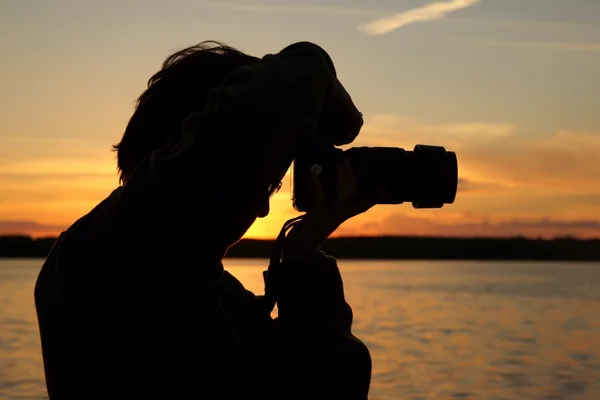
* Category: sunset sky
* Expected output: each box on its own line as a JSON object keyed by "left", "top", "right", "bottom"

{"left": 1, "top": 0, "right": 599, "bottom": 239}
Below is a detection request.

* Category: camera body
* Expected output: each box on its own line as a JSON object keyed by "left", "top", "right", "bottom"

{"left": 291, "top": 134, "right": 458, "bottom": 212}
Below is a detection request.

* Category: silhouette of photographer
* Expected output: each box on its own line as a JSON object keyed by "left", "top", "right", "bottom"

{"left": 34, "top": 41, "right": 380, "bottom": 399}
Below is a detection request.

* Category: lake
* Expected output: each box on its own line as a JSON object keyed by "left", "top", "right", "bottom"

{"left": 1, "top": 258, "right": 600, "bottom": 399}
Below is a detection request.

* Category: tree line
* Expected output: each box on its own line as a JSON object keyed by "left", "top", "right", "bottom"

{"left": 1, "top": 235, "right": 599, "bottom": 261}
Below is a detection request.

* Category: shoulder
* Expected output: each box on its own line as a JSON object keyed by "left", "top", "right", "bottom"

{"left": 42, "top": 187, "right": 123, "bottom": 272}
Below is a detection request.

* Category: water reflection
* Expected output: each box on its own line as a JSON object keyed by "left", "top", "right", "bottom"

{"left": 1, "top": 259, "right": 600, "bottom": 399}
{"left": 337, "top": 260, "right": 600, "bottom": 400}
{"left": 0, "top": 260, "right": 48, "bottom": 400}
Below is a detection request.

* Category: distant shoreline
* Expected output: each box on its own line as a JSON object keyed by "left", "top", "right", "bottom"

{"left": 1, "top": 235, "right": 599, "bottom": 261}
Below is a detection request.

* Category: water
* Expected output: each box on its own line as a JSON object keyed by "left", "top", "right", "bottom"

{"left": 1, "top": 259, "right": 600, "bottom": 400}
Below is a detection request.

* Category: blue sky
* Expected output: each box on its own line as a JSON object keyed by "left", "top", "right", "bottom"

{"left": 1, "top": 0, "right": 599, "bottom": 238}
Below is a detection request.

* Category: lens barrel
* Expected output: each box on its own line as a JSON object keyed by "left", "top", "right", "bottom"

{"left": 343, "top": 145, "right": 457, "bottom": 208}
{"left": 292, "top": 144, "right": 458, "bottom": 211}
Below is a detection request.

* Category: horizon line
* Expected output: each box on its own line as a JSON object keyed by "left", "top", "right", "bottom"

{"left": 1, "top": 234, "right": 598, "bottom": 241}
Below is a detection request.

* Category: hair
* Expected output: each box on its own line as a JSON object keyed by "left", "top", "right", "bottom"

{"left": 113, "top": 41, "right": 260, "bottom": 183}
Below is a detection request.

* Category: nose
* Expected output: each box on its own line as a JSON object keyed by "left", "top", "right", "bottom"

{"left": 257, "top": 196, "right": 270, "bottom": 218}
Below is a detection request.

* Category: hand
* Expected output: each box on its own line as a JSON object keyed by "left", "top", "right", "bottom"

{"left": 318, "top": 78, "right": 364, "bottom": 147}
{"left": 283, "top": 158, "right": 385, "bottom": 259}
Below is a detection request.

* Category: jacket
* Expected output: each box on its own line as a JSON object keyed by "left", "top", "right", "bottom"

{"left": 34, "top": 42, "right": 372, "bottom": 400}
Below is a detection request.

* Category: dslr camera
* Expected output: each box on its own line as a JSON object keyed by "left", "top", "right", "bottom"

{"left": 282, "top": 42, "right": 458, "bottom": 211}
{"left": 291, "top": 139, "right": 458, "bottom": 212}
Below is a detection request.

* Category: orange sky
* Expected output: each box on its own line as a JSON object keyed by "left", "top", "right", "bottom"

{"left": 1, "top": 0, "right": 600, "bottom": 239}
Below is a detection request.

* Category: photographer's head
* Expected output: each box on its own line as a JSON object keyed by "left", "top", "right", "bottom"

{"left": 113, "top": 41, "right": 298, "bottom": 246}
{"left": 113, "top": 41, "right": 260, "bottom": 184}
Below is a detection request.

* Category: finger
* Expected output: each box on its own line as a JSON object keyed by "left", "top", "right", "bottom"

{"left": 350, "top": 187, "right": 387, "bottom": 215}
{"left": 307, "top": 170, "right": 325, "bottom": 215}
{"left": 340, "top": 158, "right": 356, "bottom": 200}
{"left": 334, "top": 162, "right": 349, "bottom": 203}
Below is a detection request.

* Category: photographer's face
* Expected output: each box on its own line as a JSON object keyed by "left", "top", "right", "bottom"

{"left": 258, "top": 180, "right": 283, "bottom": 217}
{"left": 246, "top": 135, "right": 293, "bottom": 220}
{"left": 218, "top": 165, "right": 286, "bottom": 246}
{"left": 215, "top": 124, "right": 297, "bottom": 245}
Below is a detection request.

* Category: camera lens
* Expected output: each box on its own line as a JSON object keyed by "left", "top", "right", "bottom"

{"left": 344, "top": 145, "right": 458, "bottom": 209}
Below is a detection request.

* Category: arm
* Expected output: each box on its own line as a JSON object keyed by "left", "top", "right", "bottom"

{"left": 245, "top": 134, "right": 377, "bottom": 399}
{"left": 259, "top": 252, "right": 372, "bottom": 400}
{"left": 214, "top": 252, "right": 371, "bottom": 399}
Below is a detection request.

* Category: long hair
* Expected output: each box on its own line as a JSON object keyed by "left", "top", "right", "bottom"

{"left": 113, "top": 41, "right": 259, "bottom": 183}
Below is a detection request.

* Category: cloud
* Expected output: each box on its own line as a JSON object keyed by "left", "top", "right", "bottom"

{"left": 0, "top": 171, "right": 114, "bottom": 182}
{"left": 0, "top": 159, "right": 113, "bottom": 176}
{"left": 359, "top": 0, "right": 480, "bottom": 36}
{"left": 460, "top": 130, "right": 600, "bottom": 188}
{"left": 2, "top": 136, "right": 88, "bottom": 145}
{"left": 417, "top": 122, "right": 515, "bottom": 139}
{"left": 354, "top": 114, "right": 600, "bottom": 190}
{"left": 336, "top": 213, "right": 600, "bottom": 239}
{"left": 0, "top": 220, "right": 66, "bottom": 236}
{"left": 457, "top": 38, "right": 600, "bottom": 53}
{"left": 354, "top": 114, "right": 517, "bottom": 147}
{"left": 445, "top": 17, "right": 599, "bottom": 32}
{"left": 196, "top": 1, "right": 379, "bottom": 17}
{"left": 457, "top": 178, "right": 509, "bottom": 193}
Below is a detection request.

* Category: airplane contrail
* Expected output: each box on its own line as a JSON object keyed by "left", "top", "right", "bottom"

{"left": 359, "top": 0, "right": 480, "bottom": 35}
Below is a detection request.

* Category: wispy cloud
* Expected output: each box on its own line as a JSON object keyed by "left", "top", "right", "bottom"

{"left": 359, "top": 0, "right": 480, "bottom": 36}
{"left": 0, "top": 158, "right": 113, "bottom": 176}
{"left": 446, "top": 17, "right": 600, "bottom": 32}
{"left": 196, "top": 1, "right": 380, "bottom": 17}
{"left": 461, "top": 39, "right": 600, "bottom": 53}
{"left": 0, "top": 220, "right": 66, "bottom": 236}
{"left": 336, "top": 213, "right": 600, "bottom": 239}
{"left": 355, "top": 114, "right": 516, "bottom": 147}
{"left": 354, "top": 114, "right": 600, "bottom": 191}
{"left": 417, "top": 122, "right": 515, "bottom": 139}
{"left": 457, "top": 178, "right": 510, "bottom": 193}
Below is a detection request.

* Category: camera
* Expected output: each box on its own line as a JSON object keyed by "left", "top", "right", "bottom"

{"left": 277, "top": 42, "right": 458, "bottom": 211}
{"left": 291, "top": 135, "right": 458, "bottom": 211}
